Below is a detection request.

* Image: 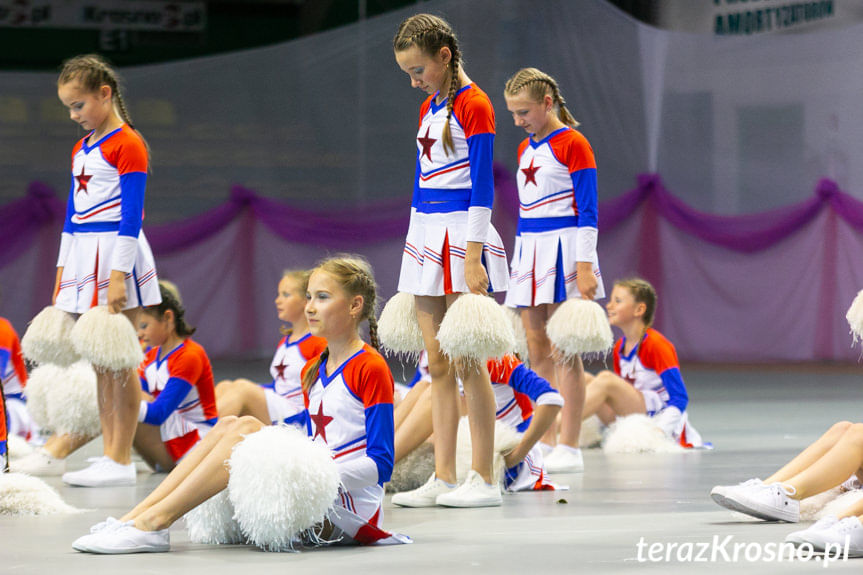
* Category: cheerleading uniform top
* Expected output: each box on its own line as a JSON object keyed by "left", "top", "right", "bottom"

{"left": 515, "top": 127, "right": 598, "bottom": 264}
{"left": 613, "top": 328, "right": 688, "bottom": 414}
{"left": 0, "top": 318, "right": 27, "bottom": 398}
{"left": 488, "top": 355, "right": 563, "bottom": 432}
{"left": 263, "top": 332, "right": 327, "bottom": 423}
{"left": 138, "top": 339, "right": 218, "bottom": 430}
{"left": 57, "top": 124, "right": 148, "bottom": 273}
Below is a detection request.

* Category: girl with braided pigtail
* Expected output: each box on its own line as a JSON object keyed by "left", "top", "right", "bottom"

{"left": 392, "top": 14, "right": 509, "bottom": 508}
{"left": 54, "top": 54, "right": 161, "bottom": 487}
{"left": 503, "top": 68, "right": 605, "bottom": 473}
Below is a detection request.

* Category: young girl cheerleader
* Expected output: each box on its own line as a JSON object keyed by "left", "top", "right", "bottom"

{"left": 394, "top": 351, "right": 564, "bottom": 492}
{"left": 580, "top": 279, "right": 689, "bottom": 440}
{"left": 0, "top": 315, "right": 34, "bottom": 440}
{"left": 502, "top": 68, "right": 603, "bottom": 473}
{"left": 215, "top": 270, "right": 326, "bottom": 428}
{"left": 391, "top": 13, "right": 510, "bottom": 508}
{"left": 55, "top": 54, "right": 160, "bottom": 487}
{"left": 71, "top": 256, "right": 397, "bottom": 554}
{"left": 133, "top": 282, "right": 218, "bottom": 472}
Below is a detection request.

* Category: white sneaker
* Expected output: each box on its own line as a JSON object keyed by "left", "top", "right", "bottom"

{"left": 76, "top": 522, "right": 170, "bottom": 554}
{"left": 711, "top": 482, "right": 799, "bottom": 522}
{"left": 840, "top": 474, "right": 862, "bottom": 492}
{"left": 709, "top": 478, "right": 763, "bottom": 500}
{"left": 72, "top": 517, "right": 127, "bottom": 552}
{"left": 797, "top": 516, "right": 863, "bottom": 556}
{"left": 544, "top": 445, "right": 584, "bottom": 473}
{"left": 436, "top": 470, "right": 502, "bottom": 508}
{"left": 11, "top": 449, "right": 66, "bottom": 476}
{"left": 391, "top": 473, "right": 457, "bottom": 508}
{"left": 62, "top": 456, "right": 136, "bottom": 487}
{"left": 785, "top": 515, "right": 840, "bottom": 546}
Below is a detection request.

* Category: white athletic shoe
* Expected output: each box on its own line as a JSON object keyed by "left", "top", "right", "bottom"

{"left": 72, "top": 517, "right": 127, "bottom": 552}
{"left": 77, "top": 522, "right": 170, "bottom": 554}
{"left": 709, "top": 478, "right": 763, "bottom": 500}
{"left": 785, "top": 515, "right": 840, "bottom": 547}
{"left": 62, "top": 456, "right": 136, "bottom": 487}
{"left": 391, "top": 473, "right": 457, "bottom": 508}
{"left": 793, "top": 516, "right": 863, "bottom": 556}
{"left": 11, "top": 449, "right": 66, "bottom": 476}
{"left": 544, "top": 445, "right": 584, "bottom": 474}
{"left": 436, "top": 470, "right": 502, "bottom": 508}
{"left": 711, "top": 481, "right": 799, "bottom": 522}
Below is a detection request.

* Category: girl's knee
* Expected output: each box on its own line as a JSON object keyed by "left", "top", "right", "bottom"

{"left": 236, "top": 415, "right": 265, "bottom": 434}
{"left": 846, "top": 423, "right": 863, "bottom": 441}
{"left": 831, "top": 421, "right": 854, "bottom": 435}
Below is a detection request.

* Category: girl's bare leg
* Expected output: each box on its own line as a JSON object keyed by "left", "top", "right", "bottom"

{"left": 132, "top": 422, "right": 176, "bottom": 472}
{"left": 521, "top": 306, "right": 557, "bottom": 446}
{"left": 582, "top": 371, "right": 645, "bottom": 419}
{"left": 394, "top": 384, "right": 434, "bottom": 463}
{"left": 460, "top": 360, "right": 495, "bottom": 483}
{"left": 395, "top": 379, "right": 430, "bottom": 430}
{"left": 783, "top": 423, "right": 863, "bottom": 499}
{"left": 765, "top": 421, "right": 853, "bottom": 484}
{"left": 215, "top": 379, "right": 270, "bottom": 423}
{"left": 555, "top": 354, "right": 586, "bottom": 448}
{"left": 42, "top": 433, "right": 94, "bottom": 459}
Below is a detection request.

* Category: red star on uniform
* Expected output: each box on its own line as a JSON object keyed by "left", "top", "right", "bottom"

{"left": 521, "top": 158, "right": 540, "bottom": 186}
{"left": 75, "top": 165, "right": 93, "bottom": 194}
{"left": 274, "top": 361, "right": 288, "bottom": 380}
{"left": 310, "top": 401, "right": 334, "bottom": 442}
{"left": 417, "top": 126, "right": 436, "bottom": 161}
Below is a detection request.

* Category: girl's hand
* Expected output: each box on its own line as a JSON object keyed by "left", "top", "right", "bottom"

{"left": 576, "top": 262, "right": 597, "bottom": 300}
{"left": 107, "top": 270, "right": 127, "bottom": 314}
{"left": 464, "top": 259, "right": 489, "bottom": 295}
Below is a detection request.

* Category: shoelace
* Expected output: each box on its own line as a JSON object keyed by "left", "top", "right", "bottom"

{"left": 90, "top": 516, "right": 122, "bottom": 533}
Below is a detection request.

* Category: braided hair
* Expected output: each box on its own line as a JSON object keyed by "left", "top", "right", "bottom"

{"left": 504, "top": 67, "right": 579, "bottom": 128}
{"left": 58, "top": 54, "right": 152, "bottom": 162}
{"left": 143, "top": 281, "right": 196, "bottom": 338}
{"left": 300, "top": 255, "right": 380, "bottom": 393}
{"left": 394, "top": 14, "right": 463, "bottom": 155}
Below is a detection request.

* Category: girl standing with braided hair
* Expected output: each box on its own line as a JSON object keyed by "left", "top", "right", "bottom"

{"left": 55, "top": 54, "right": 161, "bottom": 487}
{"left": 392, "top": 14, "right": 508, "bottom": 508}
{"left": 502, "top": 67, "right": 604, "bottom": 473}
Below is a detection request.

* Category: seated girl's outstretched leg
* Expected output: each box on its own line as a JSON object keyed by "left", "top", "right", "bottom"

{"left": 394, "top": 383, "right": 433, "bottom": 463}
{"left": 395, "top": 379, "right": 430, "bottom": 430}
{"left": 132, "top": 416, "right": 266, "bottom": 531}
{"left": 582, "top": 371, "right": 645, "bottom": 420}
{"left": 782, "top": 423, "right": 863, "bottom": 499}
{"left": 133, "top": 422, "right": 176, "bottom": 473}
{"left": 765, "top": 421, "right": 854, "bottom": 484}
{"left": 215, "top": 378, "right": 270, "bottom": 423}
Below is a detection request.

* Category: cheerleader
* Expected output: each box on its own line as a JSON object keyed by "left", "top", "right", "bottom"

{"left": 215, "top": 270, "right": 326, "bottom": 428}
{"left": 72, "top": 256, "right": 397, "bottom": 553}
{"left": 391, "top": 13, "right": 509, "bottom": 508}
{"left": 502, "top": 68, "right": 604, "bottom": 473}
{"left": 0, "top": 315, "right": 34, "bottom": 440}
{"left": 55, "top": 54, "right": 160, "bottom": 487}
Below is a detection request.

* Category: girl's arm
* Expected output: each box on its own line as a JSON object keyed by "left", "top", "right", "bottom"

{"left": 463, "top": 95, "right": 496, "bottom": 295}
{"left": 54, "top": 176, "right": 76, "bottom": 304}
{"left": 137, "top": 377, "right": 193, "bottom": 426}
{"left": 504, "top": 403, "right": 560, "bottom": 468}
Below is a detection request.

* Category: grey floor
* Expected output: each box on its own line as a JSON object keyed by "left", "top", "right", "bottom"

{"left": 3, "top": 363, "right": 863, "bottom": 574}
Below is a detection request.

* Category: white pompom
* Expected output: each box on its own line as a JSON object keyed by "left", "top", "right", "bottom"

{"left": 71, "top": 306, "right": 143, "bottom": 371}
{"left": 21, "top": 306, "right": 79, "bottom": 367}
{"left": 386, "top": 443, "right": 435, "bottom": 494}
{"left": 800, "top": 487, "right": 842, "bottom": 522}
{"left": 846, "top": 289, "right": 863, "bottom": 344}
{"left": 817, "top": 489, "right": 863, "bottom": 520}
{"left": 578, "top": 415, "right": 604, "bottom": 449}
{"left": 7, "top": 435, "right": 34, "bottom": 461}
{"left": 601, "top": 414, "right": 683, "bottom": 454}
{"left": 227, "top": 425, "right": 340, "bottom": 551}
{"left": 0, "top": 473, "right": 82, "bottom": 515}
{"left": 455, "top": 417, "right": 523, "bottom": 484}
{"left": 46, "top": 361, "right": 100, "bottom": 437}
{"left": 23, "top": 364, "right": 62, "bottom": 431}
{"left": 437, "top": 295, "right": 515, "bottom": 363}
{"left": 378, "top": 292, "right": 424, "bottom": 357}
{"left": 546, "top": 299, "right": 613, "bottom": 361}
{"left": 184, "top": 490, "right": 245, "bottom": 545}
{"left": 502, "top": 305, "right": 528, "bottom": 361}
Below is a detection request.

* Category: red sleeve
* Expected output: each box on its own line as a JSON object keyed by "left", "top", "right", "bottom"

{"left": 548, "top": 129, "right": 596, "bottom": 174}
{"left": 612, "top": 339, "right": 622, "bottom": 375}
{"left": 168, "top": 344, "right": 204, "bottom": 385}
{"left": 299, "top": 335, "right": 328, "bottom": 361}
{"left": 11, "top": 334, "right": 26, "bottom": 386}
{"left": 344, "top": 350, "right": 394, "bottom": 409}
{"left": 138, "top": 348, "right": 157, "bottom": 384}
{"left": 454, "top": 87, "right": 495, "bottom": 138}
{"left": 486, "top": 354, "right": 521, "bottom": 385}
{"left": 418, "top": 96, "right": 433, "bottom": 128}
{"left": 516, "top": 139, "right": 529, "bottom": 164}
{"left": 638, "top": 329, "right": 680, "bottom": 374}
{"left": 71, "top": 139, "right": 84, "bottom": 166}
{"left": 102, "top": 128, "right": 148, "bottom": 175}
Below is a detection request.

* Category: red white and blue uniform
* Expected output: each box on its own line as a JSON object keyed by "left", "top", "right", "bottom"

{"left": 505, "top": 127, "right": 604, "bottom": 307}
{"left": 301, "top": 344, "right": 406, "bottom": 545}
{"left": 261, "top": 332, "right": 326, "bottom": 428}
{"left": 55, "top": 125, "right": 160, "bottom": 313}
{"left": 0, "top": 317, "right": 36, "bottom": 440}
{"left": 138, "top": 339, "right": 218, "bottom": 462}
{"left": 399, "top": 84, "right": 509, "bottom": 295}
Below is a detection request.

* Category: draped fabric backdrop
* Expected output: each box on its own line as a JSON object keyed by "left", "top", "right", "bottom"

{"left": 2, "top": 0, "right": 863, "bottom": 361}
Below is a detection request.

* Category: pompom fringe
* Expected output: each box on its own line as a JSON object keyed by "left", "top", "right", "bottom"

{"left": 455, "top": 417, "right": 523, "bottom": 484}
{"left": 227, "top": 425, "right": 340, "bottom": 552}
{"left": 818, "top": 488, "right": 863, "bottom": 520}
{"left": 847, "top": 289, "right": 863, "bottom": 345}
{"left": 46, "top": 361, "right": 100, "bottom": 437}
{"left": 502, "top": 305, "right": 529, "bottom": 362}
{"left": 0, "top": 473, "right": 82, "bottom": 515}
{"left": 437, "top": 295, "right": 515, "bottom": 363}
{"left": 71, "top": 306, "right": 143, "bottom": 371}
{"left": 184, "top": 490, "right": 246, "bottom": 545}
{"left": 386, "top": 443, "right": 435, "bottom": 493}
{"left": 800, "top": 487, "right": 842, "bottom": 521}
{"left": 378, "top": 292, "right": 424, "bottom": 358}
{"left": 21, "top": 306, "right": 79, "bottom": 367}
{"left": 546, "top": 299, "right": 613, "bottom": 362}
{"left": 7, "top": 435, "right": 35, "bottom": 461}
{"left": 602, "top": 414, "right": 683, "bottom": 454}
{"left": 579, "top": 415, "right": 604, "bottom": 449}
{"left": 23, "top": 364, "right": 63, "bottom": 431}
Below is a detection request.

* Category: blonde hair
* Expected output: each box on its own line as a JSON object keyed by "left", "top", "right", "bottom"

{"left": 58, "top": 54, "right": 151, "bottom": 161}
{"left": 301, "top": 255, "right": 379, "bottom": 392}
{"left": 614, "top": 278, "right": 657, "bottom": 327}
{"left": 278, "top": 269, "right": 313, "bottom": 336}
{"left": 394, "top": 13, "right": 463, "bottom": 155}
{"left": 504, "top": 67, "right": 579, "bottom": 128}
